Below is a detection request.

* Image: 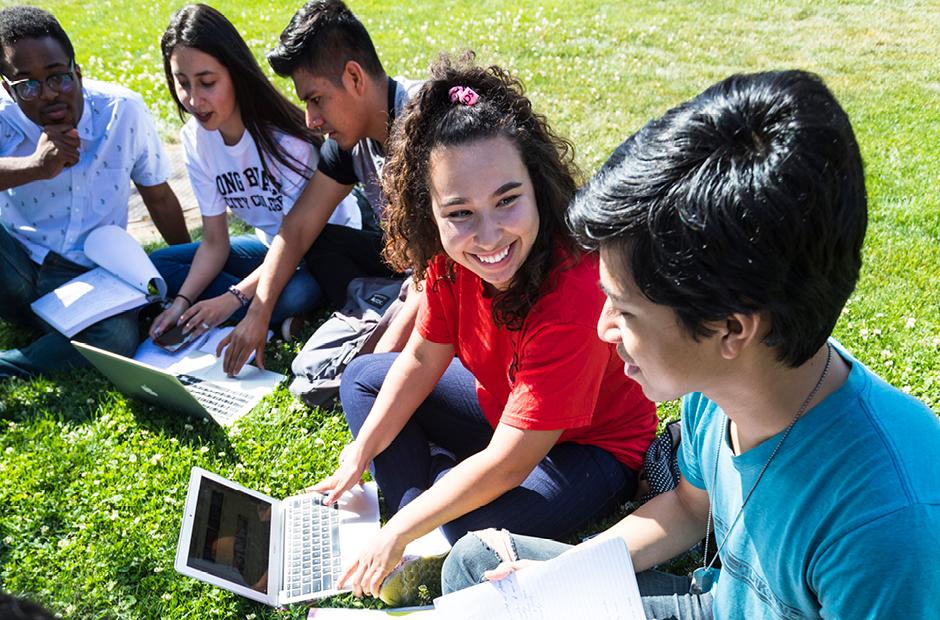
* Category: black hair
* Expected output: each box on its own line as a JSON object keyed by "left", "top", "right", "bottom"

{"left": 267, "top": 0, "right": 384, "bottom": 84}
{"left": 0, "top": 592, "right": 60, "bottom": 620}
{"left": 569, "top": 70, "right": 867, "bottom": 367}
{"left": 161, "top": 4, "right": 320, "bottom": 181}
{"left": 0, "top": 6, "right": 74, "bottom": 76}
{"left": 383, "top": 53, "right": 579, "bottom": 330}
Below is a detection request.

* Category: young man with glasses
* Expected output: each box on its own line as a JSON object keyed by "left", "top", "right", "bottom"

{"left": 0, "top": 6, "right": 190, "bottom": 379}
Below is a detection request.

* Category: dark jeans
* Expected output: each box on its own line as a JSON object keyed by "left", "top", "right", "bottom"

{"left": 442, "top": 532, "right": 714, "bottom": 620}
{"left": 339, "top": 352, "right": 638, "bottom": 544}
{"left": 0, "top": 225, "right": 138, "bottom": 378}
{"left": 149, "top": 234, "right": 321, "bottom": 324}
{"left": 304, "top": 224, "right": 397, "bottom": 308}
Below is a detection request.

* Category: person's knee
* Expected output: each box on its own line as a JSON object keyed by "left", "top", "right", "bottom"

{"left": 339, "top": 353, "right": 397, "bottom": 433}
{"left": 104, "top": 318, "right": 139, "bottom": 358}
{"left": 149, "top": 244, "right": 198, "bottom": 291}
{"left": 150, "top": 244, "right": 191, "bottom": 269}
{"left": 77, "top": 312, "right": 139, "bottom": 357}
{"left": 441, "top": 529, "right": 514, "bottom": 594}
{"left": 273, "top": 271, "right": 323, "bottom": 321}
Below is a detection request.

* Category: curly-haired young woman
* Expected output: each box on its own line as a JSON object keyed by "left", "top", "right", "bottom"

{"left": 313, "top": 55, "right": 657, "bottom": 604}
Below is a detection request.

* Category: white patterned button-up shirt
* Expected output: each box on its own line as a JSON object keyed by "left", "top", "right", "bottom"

{"left": 0, "top": 79, "right": 169, "bottom": 267}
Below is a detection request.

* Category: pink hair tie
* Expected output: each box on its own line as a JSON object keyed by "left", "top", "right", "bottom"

{"left": 449, "top": 86, "right": 479, "bottom": 106}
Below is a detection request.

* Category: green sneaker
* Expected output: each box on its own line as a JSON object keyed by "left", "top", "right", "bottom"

{"left": 379, "top": 552, "right": 448, "bottom": 607}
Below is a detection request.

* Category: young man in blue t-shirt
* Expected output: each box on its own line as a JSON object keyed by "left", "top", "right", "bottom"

{"left": 440, "top": 70, "right": 940, "bottom": 619}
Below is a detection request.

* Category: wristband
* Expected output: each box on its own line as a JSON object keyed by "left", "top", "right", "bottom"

{"left": 227, "top": 285, "right": 251, "bottom": 309}
{"left": 175, "top": 293, "right": 193, "bottom": 308}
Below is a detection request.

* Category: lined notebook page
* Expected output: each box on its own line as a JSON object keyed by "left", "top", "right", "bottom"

{"left": 433, "top": 537, "right": 644, "bottom": 620}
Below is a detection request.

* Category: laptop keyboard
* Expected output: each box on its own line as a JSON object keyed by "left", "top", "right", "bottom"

{"left": 284, "top": 494, "right": 342, "bottom": 598}
{"left": 177, "top": 374, "right": 253, "bottom": 423}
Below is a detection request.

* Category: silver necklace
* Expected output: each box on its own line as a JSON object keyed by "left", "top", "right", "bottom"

{"left": 690, "top": 344, "right": 833, "bottom": 595}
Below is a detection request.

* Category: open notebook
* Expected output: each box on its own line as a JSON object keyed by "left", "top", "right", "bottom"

{"left": 31, "top": 225, "right": 165, "bottom": 337}
{"left": 431, "top": 537, "right": 644, "bottom": 620}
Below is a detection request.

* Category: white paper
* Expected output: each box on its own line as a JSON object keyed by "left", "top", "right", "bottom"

{"left": 30, "top": 226, "right": 166, "bottom": 337}
{"left": 432, "top": 538, "right": 644, "bottom": 620}
{"left": 133, "top": 332, "right": 212, "bottom": 370}
{"left": 84, "top": 225, "right": 166, "bottom": 298}
{"left": 133, "top": 326, "right": 272, "bottom": 372}
{"left": 198, "top": 326, "right": 237, "bottom": 356}
{"left": 31, "top": 267, "right": 148, "bottom": 337}
{"left": 404, "top": 528, "right": 452, "bottom": 558}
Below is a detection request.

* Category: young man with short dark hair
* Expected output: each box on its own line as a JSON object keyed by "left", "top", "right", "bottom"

{"left": 0, "top": 6, "right": 190, "bottom": 378}
{"left": 441, "top": 70, "right": 940, "bottom": 619}
{"left": 219, "top": 0, "right": 421, "bottom": 375}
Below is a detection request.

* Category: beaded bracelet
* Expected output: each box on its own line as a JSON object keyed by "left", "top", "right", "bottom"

{"left": 227, "top": 285, "right": 251, "bottom": 309}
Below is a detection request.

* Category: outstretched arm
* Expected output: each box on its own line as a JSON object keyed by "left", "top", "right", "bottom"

{"left": 312, "top": 330, "right": 456, "bottom": 504}
{"left": 340, "top": 421, "right": 562, "bottom": 598}
{"left": 219, "top": 172, "right": 352, "bottom": 374}
{"left": 596, "top": 476, "right": 710, "bottom": 572}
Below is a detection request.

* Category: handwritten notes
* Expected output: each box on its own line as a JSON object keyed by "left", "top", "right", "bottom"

{"left": 432, "top": 537, "right": 644, "bottom": 620}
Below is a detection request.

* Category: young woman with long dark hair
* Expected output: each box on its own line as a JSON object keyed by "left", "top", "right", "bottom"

{"left": 149, "top": 3, "right": 359, "bottom": 342}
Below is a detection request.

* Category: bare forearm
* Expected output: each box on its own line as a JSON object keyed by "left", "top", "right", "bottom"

{"left": 149, "top": 198, "right": 191, "bottom": 245}
{"left": 250, "top": 175, "right": 350, "bottom": 321}
{"left": 138, "top": 182, "right": 191, "bottom": 245}
{"left": 0, "top": 156, "right": 46, "bottom": 190}
{"left": 355, "top": 339, "right": 449, "bottom": 460}
{"left": 246, "top": 232, "right": 309, "bottom": 323}
{"left": 597, "top": 482, "right": 710, "bottom": 572}
{"left": 176, "top": 240, "right": 230, "bottom": 301}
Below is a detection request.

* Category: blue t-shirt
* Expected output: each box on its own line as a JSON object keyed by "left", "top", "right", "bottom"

{"left": 678, "top": 344, "right": 940, "bottom": 619}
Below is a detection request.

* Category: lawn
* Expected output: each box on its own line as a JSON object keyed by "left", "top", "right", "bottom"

{"left": 1, "top": 0, "right": 938, "bottom": 618}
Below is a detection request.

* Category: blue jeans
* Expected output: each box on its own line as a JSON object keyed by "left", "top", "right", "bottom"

{"left": 0, "top": 225, "right": 138, "bottom": 378}
{"left": 149, "top": 234, "right": 322, "bottom": 324}
{"left": 339, "top": 353, "right": 638, "bottom": 544}
{"left": 441, "top": 531, "right": 714, "bottom": 620}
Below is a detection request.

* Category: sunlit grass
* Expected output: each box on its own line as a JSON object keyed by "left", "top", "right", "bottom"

{"left": 1, "top": 1, "right": 937, "bottom": 617}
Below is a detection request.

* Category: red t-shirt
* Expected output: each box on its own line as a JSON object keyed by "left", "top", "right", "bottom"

{"left": 416, "top": 251, "right": 657, "bottom": 470}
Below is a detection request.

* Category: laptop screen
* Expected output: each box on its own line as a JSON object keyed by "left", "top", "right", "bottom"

{"left": 186, "top": 477, "right": 272, "bottom": 594}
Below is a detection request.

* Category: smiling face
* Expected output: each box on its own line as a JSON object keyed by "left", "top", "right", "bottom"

{"left": 429, "top": 135, "right": 540, "bottom": 291}
{"left": 169, "top": 46, "right": 242, "bottom": 144}
{"left": 597, "top": 246, "right": 722, "bottom": 402}
{"left": 1, "top": 36, "right": 82, "bottom": 127}
{"left": 292, "top": 66, "right": 366, "bottom": 150}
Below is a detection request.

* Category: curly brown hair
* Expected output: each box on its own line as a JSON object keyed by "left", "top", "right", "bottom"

{"left": 382, "top": 53, "right": 580, "bottom": 330}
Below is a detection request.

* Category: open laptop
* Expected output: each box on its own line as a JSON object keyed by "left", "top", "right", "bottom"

{"left": 175, "top": 467, "right": 381, "bottom": 606}
{"left": 72, "top": 341, "right": 284, "bottom": 426}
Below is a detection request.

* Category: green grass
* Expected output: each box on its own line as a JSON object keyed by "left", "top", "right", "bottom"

{"left": 2, "top": 0, "right": 939, "bottom": 617}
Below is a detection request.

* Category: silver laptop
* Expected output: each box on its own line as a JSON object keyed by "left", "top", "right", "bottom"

{"left": 175, "top": 467, "right": 380, "bottom": 606}
{"left": 72, "top": 341, "right": 284, "bottom": 426}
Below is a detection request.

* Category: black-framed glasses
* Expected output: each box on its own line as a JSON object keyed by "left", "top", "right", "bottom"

{"left": 3, "top": 62, "right": 77, "bottom": 101}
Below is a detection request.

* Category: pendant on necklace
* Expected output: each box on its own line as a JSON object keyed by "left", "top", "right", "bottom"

{"left": 690, "top": 566, "right": 719, "bottom": 594}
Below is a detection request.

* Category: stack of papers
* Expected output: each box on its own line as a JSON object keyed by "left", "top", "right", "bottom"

{"left": 307, "top": 538, "right": 643, "bottom": 620}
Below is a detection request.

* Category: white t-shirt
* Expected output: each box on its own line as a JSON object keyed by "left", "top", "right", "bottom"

{"left": 181, "top": 119, "right": 360, "bottom": 245}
